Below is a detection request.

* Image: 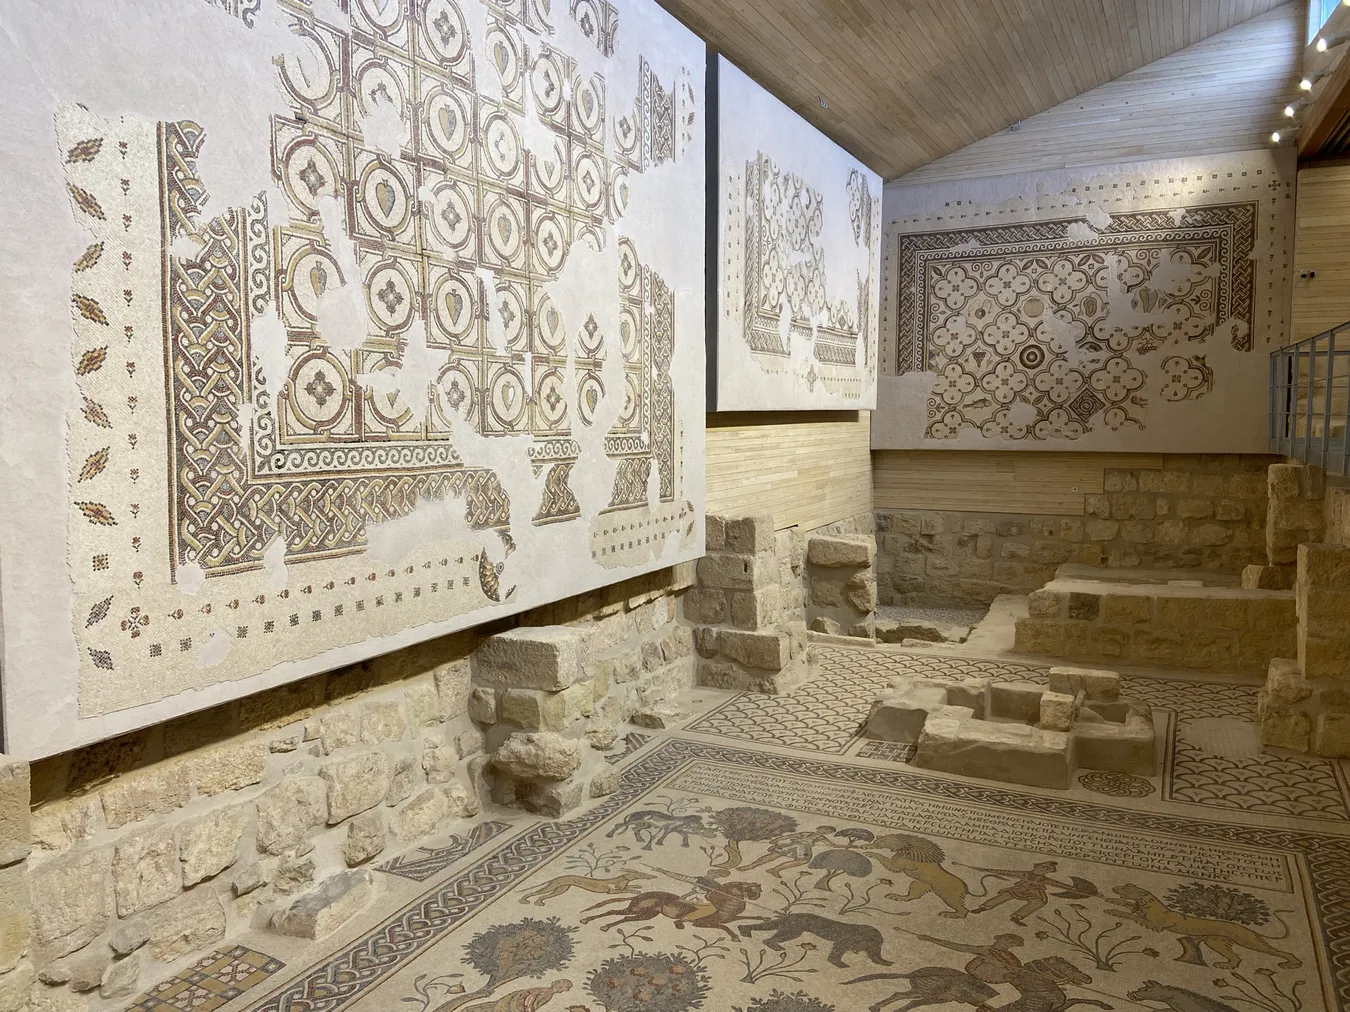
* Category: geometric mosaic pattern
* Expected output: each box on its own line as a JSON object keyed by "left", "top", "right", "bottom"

{"left": 127, "top": 946, "right": 283, "bottom": 1012}
{"left": 689, "top": 645, "right": 1350, "bottom": 822}
{"left": 52, "top": 0, "right": 704, "bottom": 722}
{"left": 1168, "top": 720, "right": 1350, "bottom": 821}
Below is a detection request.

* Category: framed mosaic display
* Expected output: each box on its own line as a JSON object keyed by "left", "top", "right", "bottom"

{"left": 0, "top": 0, "right": 706, "bottom": 757}
{"left": 711, "top": 55, "right": 881, "bottom": 411}
{"left": 874, "top": 151, "right": 1295, "bottom": 451}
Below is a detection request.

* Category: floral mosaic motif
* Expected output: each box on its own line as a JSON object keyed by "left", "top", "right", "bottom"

{"left": 59, "top": 0, "right": 701, "bottom": 708}
{"left": 889, "top": 204, "right": 1259, "bottom": 440}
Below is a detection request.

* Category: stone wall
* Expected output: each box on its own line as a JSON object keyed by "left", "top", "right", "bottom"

{"left": 876, "top": 455, "right": 1276, "bottom": 605}
{"left": 15, "top": 565, "right": 695, "bottom": 1012}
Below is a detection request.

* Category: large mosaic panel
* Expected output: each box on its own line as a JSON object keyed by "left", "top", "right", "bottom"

{"left": 874, "top": 152, "right": 1294, "bottom": 451}
{"left": 0, "top": 0, "right": 705, "bottom": 756}
{"left": 713, "top": 56, "right": 881, "bottom": 411}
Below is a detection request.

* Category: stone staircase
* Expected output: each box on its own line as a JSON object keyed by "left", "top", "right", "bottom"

{"left": 1014, "top": 565, "right": 1294, "bottom": 674}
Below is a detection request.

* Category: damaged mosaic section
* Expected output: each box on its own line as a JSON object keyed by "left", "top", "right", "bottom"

{"left": 57, "top": 0, "right": 704, "bottom": 721}
{"left": 878, "top": 152, "right": 1293, "bottom": 449}
{"left": 715, "top": 56, "right": 881, "bottom": 410}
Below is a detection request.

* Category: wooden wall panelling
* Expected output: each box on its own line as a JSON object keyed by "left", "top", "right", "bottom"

{"left": 894, "top": 4, "right": 1302, "bottom": 185}
{"left": 706, "top": 412, "right": 872, "bottom": 531}
{"left": 872, "top": 451, "right": 1166, "bottom": 516}
{"left": 1291, "top": 163, "right": 1350, "bottom": 341}
{"left": 655, "top": 0, "right": 1289, "bottom": 180}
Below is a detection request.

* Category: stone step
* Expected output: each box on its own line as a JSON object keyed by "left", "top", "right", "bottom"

{"left": 1015, "top": 574, "right": 1294, "bottom": 674}
{"left": 1053, "top": 563, "right": 1242, "bottom": 588}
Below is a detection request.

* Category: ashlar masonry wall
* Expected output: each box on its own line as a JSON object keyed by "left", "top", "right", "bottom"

{"left": 876, "top": 455, "right": 1276, "bottom": 605}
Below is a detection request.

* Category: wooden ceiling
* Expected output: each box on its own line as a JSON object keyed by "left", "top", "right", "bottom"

{"left": 656, "top": 0, "right": 1296, "bottom": 180}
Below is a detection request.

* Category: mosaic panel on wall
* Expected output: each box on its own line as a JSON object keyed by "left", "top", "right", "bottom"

{"left": 713, "top": 56, "right": 881, "bottom": 411}
{"left": 874, "top": 152, "right": 1294, "bottom": 451}
{"left": 0, "top": 0, "right": 705, "bottom": 756}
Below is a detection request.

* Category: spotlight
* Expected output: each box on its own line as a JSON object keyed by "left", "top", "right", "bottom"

{"left": 1285, "top": 104, "right": 1296, "bottom": 117}
{"left": 1271, "top": 131, "right": 1282, "bottom": 143}
{"left": 1318, "top": 36, "right": 1330, "bottom": 51}
{"left": 1301, "top": 77, "right": 1314, "bottom": 90}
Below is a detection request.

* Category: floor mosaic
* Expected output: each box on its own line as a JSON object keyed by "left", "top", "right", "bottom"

{"left": 685, "top": 646, "right": 1350, "bottom": 824}
{"left": 225, "top": 735, "right": 1347, "bottom": 1012}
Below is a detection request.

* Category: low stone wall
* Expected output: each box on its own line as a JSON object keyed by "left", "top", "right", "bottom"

{"left": 17, "top": 566, "right": 694, "bottom": 1012}
{"left": 876, "top": 455, "right": 1275, "bottom": 606}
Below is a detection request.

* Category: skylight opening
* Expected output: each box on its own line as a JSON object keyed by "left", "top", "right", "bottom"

{"left": 1310, "top": 0, "right": 1341, "bottom": 43}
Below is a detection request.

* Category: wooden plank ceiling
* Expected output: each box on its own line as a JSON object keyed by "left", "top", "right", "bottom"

{"left": 657, "top": 0, "right": 1294, "bottom": 180}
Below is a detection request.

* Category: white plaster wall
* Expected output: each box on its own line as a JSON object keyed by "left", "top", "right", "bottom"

{"left": 714, "top": 56, "right": 881, "bottom": 411}
{"left": 0, "top": 0, "right": 706, "bottom": 758}
{"left": 875, "top": 150, "right": 1295, "bottom": 452}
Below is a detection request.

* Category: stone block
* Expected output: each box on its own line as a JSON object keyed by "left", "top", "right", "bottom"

{"left": 1259, "top": 704, "right": 1311, "bottom": 752}
{"left": 108, "top": 919, "right": 148, "bottom": 958}
{"left": 516, "top": 778, "right": 587, "bottom": 818}
{"left": 1013, "top": 618, "right": 1065, "bottom": 656}
{"left": 1299, "top": 632, "right": 1350, "bottom": 681}
{"left": 360, "top": 701, "right": 407, "bottom": 745}
{"left": 0, "top": 960, "right": 35, "bottom": 1012}
{"left": 806, "top": 535, "right": 874, "bottom": 568}
{"left": 231, "top": 860, "right": 274, "bottom": 897}
{"left": 1264, "top": 657, "right": 1311, "bottom": 707}
{"left": 398, "top": 788, "right": 449, "bottom": 841}
{"left": 1038, "top": 691, "right": 1078, "bottom": 732}
{"left": 493, "top": 733, "right": 581, "bottom": 780}
{"left": 29, "top": 848, "right": 109, "bottom": 959}
{"left": 1131, "top": 631, "right": 1186, "bottom": 667}
{"left": 386, "top": 755, "right": 416, "bottom": 807}
{"left": 434, "top": 657, "right": 473, "bottom": 721}
{"left": 1072, "top": 711, "right": 1156, "bottom": 775}
{"left": 339, "top": 810, "right": 386, "bottom": 868}
{"left": 697, "top": 552, "right": 767, "bottom": 590}
{"left": 189, "top": 739, "right": 268, "bottom": 796}
{"left": 422, "top": 737, "right": 460, "bottom": 785}
{"left": 404, "top": 681, "right": 440, "bottom": 730}
{"left": 915, "top": 714, "right": 1071, "bottom": 789}
{"left": 146, "top": 887, "right": 226, "bottom": 962}
{"left": 810, "top": 580, "right": 843, "bottom": 608}
{"left": 317, "top": 710, "right": 360, "bottom": 754}
{"left": 844, "top": 572, "right": 877, "bottom": 613}
{"left": 1101, "top": 594, "right": 1150, "bottom": 625}
{"left": 1313, "top": 712, "right": 1350, "bottom": 758}
{"left": 113, "top": 829, "right": 180, "bottom": 917}
{"left": 1300, "top": 543, "right": 1350, "bottom": 587}
{"left": 989, "top": 681, "right": 1045, "bottom": 722}
{"left": 320, "top": 751, "right": 392, "bottom": 824}
{"left": 719, "top": 628, "right": 792, "bottom": 671}
{"left": 865, "top": 687, "right": 946, "bottom": 743}
{"left": 682, "top": 588, "right": 728, "bottom": 625}
{"left": 705, "top": 515, "right": 727, "bottom": 551}
{"left": 179, "top": 804, "right": 249, "bottom": 886}
{"left": 272, "top": 870, "right": 374, "bottom": 939}
{"left": 100, "top": 953, "right": 140, "bottom": 1000}
{"left": 1268, "top": 463, "right": 1304, "bottom": 501}
{"left": 730, "top": 586, "right": 780, "bottom": 630}
{"left": 724, "top": 515, "right": 774, "bottom": 553}
{"left": 1026, "top": 590, "right": 1063, "bottom": 618}
{"left": 475, "top": 626, "right": 584, "bottom": 691}
{"left": 1066, "top": 593, "right": 1100, "bottom": 621}
{"left": 468, "top": 687, "right": 498, "bottom": 725}
{"left": 0, "top": 864, "right": 29, "bottom": 974}
{"left": 810, "top": 616, "right": 841, "bottom": 635}
{"left": 1243, "top": 564, "right": 1295, "bottom": 590}
{"left": 255, "top": 777, "right": 327, "bottom": 855}
{"left": 499, "top": 682, "right": 591, "bottom": 732}
{"left": 632, "top": 703, "right": 690, "bottom": 729}
{"left": 589, "top": 767, "right": 621, "bottom": 799}
{"left": 273, "top": 855, "right": 315, "bottom": 895}
{"left": 99, "top": 763, "right": 191, "bottom": 830}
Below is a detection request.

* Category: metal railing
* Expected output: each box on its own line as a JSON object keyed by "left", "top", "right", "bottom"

{"left": 1271, "top": 321, "right": 1350, "bottom": 476}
